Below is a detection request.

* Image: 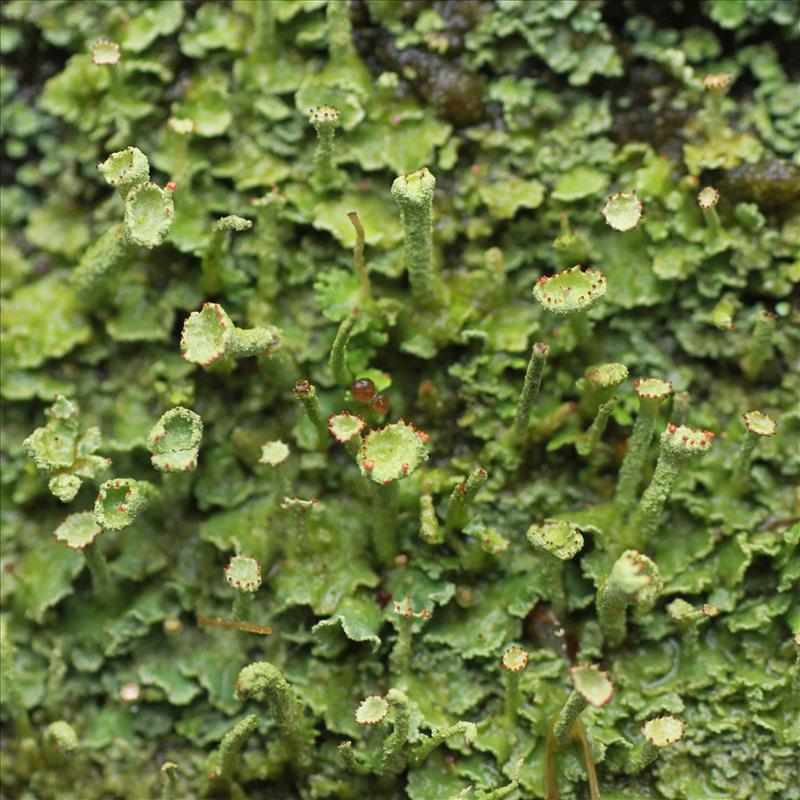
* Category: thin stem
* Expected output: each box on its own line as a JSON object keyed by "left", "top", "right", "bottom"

{"left": 347, "top": 212, "right": 371, "bottom": 303}
{"left": 329, "top": 307, "right": 359, "bottom": 387}
{"left": 445, "top": 467, "right": 488, "bottom": 532}
{"left": 576, "top": 395, "right": 618, "bottom": 457}
{"left": 371, "top": 482, "right": 398, "bottom": 567}
{"left": 731, "top": 429, "right": 757, "bottom": 484}
{"left": 84, "top": 544, "right": 112, "bottom": 599}
{"left": 630, "top": 449, "right": 684, "bottom": 545}
{"left": 512, "top": 342, "right": 549, "bottom": 442}
{"left": 504, "top": 671, "right": 522, "bottom": 727}
{"left": 615, "top": 400, "right": 658, "bottom": 516}
{"left": 553, "top": 691, "right": 587, "bottom": 748}
{"left": 232, "top": 592, "right": 252, "bottom": 622}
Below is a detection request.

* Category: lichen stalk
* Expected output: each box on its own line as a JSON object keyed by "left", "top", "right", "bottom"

{"left": 512, "top": 343, "right": 549, "bottom": 442}
{"left": 576, "top": 396, "right": 618, "bottom": 457}
{"left": 83, "top": 543, "right": 113, "bottom": 600}
{"left": 741, "top": 310, "right": 776, "bottom": 381}
{"left": 553, "top": 691, "right": 586, "bottom": 747}
{"left": 377, "top": 689, "right": 411, "bottom": 776}
{"left": 446, "top": 467, "right": 488, "bottom": 532}
{"left": 391, "top": 168, "right": 441, "bottom": 306}
{"left": 329, "top": 306, "right": 359, "bottom": 387}
{"left": 209, "top": 713, "right": 258, "bottom": 781}
{"left": 347, "top": 211, "right": 371, "bottom": 303}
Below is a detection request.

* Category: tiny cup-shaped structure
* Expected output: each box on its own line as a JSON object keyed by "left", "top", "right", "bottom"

{"left": 743, "top": 410, "right": 777, "bottom": 438}
{"left": 259, "top": 439, "right": 290, "bottom": 466}
{"left": 390, "top": 596, "right": 431, "bottom": 678}
{"left": 501, "top": 646, "right": 529, "bottom": 673}
{"left": 358, "top": 421, "right": 430, "bottom": 485}
{"left": 94, "top": 478, "right": 147, "bottom": 531}
{"left": 98, "top": 146, "right": 149, "bottom": 196}
{"left": 91, "top": 39, "right": 120, "bottom": 65}
{"left": 602, "top": 192, "right": 643, "bottom": 232}
{"left": 55, "top": 512, "right": 101, "bottom": 550}
{"left": 181, "top": 303, "right": 277, "bottom": 367}
{"left": 553, "top": 663, "right": 614, "bottom": 747}
{"left": 225, "top": 556, "right": 262, "bottom": 593}
{"left": 533, "top": 266, "right": 606, "bottom": 315}
{"left": 328, "top": 412, "right": 366, "bottom": 444}
{"left": 626, "top": 715, "right": 685, "bottom": 774}
{"left": 597, "top": 550, "right": 661, "bottom": 646}
{"left": 633, "top": 377, "right": 673, "bottom": 403}
{"left": 703, "top": 72, "right": 732, "bottom": 93}
{"left": 527, "top": 520, "right": 584, "bottom": 561}
{"left": 571, "top": 663, "right": 615, "bottom": 707}
{"left": 355, "top": 695, "right": 389, "bottom": 726}
{"left": 733, "top": 410, "right": 777, "bottom": 482}
{"left": 124, "top": 182, "right": 175, "bottom": 248}
{"left": 585, "top": 362, "right": 628, "bottom": 391}
{"left": 697, "top": 186, "right": 719, "bottom": 209}
{"left": 147, "top": 407, "right": 203, "bottom": 472}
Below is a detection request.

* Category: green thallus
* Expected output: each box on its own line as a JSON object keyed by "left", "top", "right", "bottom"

{"left": 553, "top": 664, "right": 615, "bottom": 747}
{"left": 740, "top": 309, "right": 776, "bottom": 381}
{"left": 615, "top": 377, "right": 673, "bottom": 517}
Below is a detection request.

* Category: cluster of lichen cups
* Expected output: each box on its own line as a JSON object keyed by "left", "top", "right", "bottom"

{"left": 20, "top": 142, "right": 785, "bottom": 799}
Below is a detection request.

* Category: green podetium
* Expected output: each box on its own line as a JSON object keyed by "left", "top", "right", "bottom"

{"left": 446, "top": 467, "right": 488, "bottom": 532}
{"left": 740, "top": 309, "right": 777, "bottom": 381}
{"left": 732, "top": 410, "right": 777, "bottom": 484}
{"left": 553, "top": 664, "right": 615, "bottom": 748}
{"left": 147, "top": 407, "right": 203, "bottom": 472}
{"left": 160, "top": 762, "right": 179, "bottom": 800}
{"left": 309, "top": 106, "right": 341, "bottom": 189}
{"left": 180, "top": 302, "right": 280, "bottom": 368}
{"left": 43, "top": 720, "right": 79, "bottom": 756}
{"left": 23, "top": 395, "right": 111, "bottom": 502}
{"left": 0, "top": 624, "right": 31, "bottom": 736}
{"left": 55, "top": 512, "right": 109, "bottom": 598}
{"left": 225, "top": 555, "right": 262, "bottom": 621}
{"left": 207, "top": 713, "right": 258, "bottom": 782}
{"left": 596, "top": 550, "right": 661, "bottom": 647}
{"left": 390, "top": 595, "right": 431, "bottom": 681}
{"left": 511, "top": 342, "right": 549, "bottom": 443}
{"left": 500, "top": 646, "right": 529, "bottom": 727}
{"left": 702, "top": 72, "right": 732, "bottom": 122}
{"left": 614, "top": 377, "right": 673, "bottom": 517}
{"left": 235, "top": 662, "right": 314, "bottom": 769}
{"left": 201, "top": 215, "right": 253, "bottom": 294}
{"left": 526, "top": 521, "right": 584, "bottom": 619}
{"left": 329, "top": 306, "right": 360, "bottom": 387}
{"left": 280, "top": 496, "right": 318, "bottom": 560}
{"left": 72, "top": 147, "right": 175, "bottom": 294}
{"left": 576, "top": 395, "right": 618, "bottom": 457}
{"left": 697, "top": 186, "right": 722, "bottom": 236}
{"left": 667, "top": 598, "right": 718, "bottom": 655}
{"left": 624, "top": 716, "right": 685, "bottom": 775}
{"left": 391, "top": 168, "right": 442, "bottom": 307}
{"left": 94, "top": 477, "right": 150, "bottom": 532}
{"left": 293, "top": 379, "right": 328, "bottom": 445}
{"left": 357, "top": 420, "right": 430, "bottom": 565}
{"left": 630, "top": 423, "right": 714, "bottom": 544}
{"left": 327, "top": 411, "right": 366, "bottom": 457}
{"left": 577, "top": 362, "right": 628, "bottom": 417}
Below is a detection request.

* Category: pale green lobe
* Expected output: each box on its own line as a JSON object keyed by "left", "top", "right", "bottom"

{"left": 327, "top": 412, "right": 366, "bottom": 444}
{"left": 148, "top": 407, "right": 203, "bottom": 472}
{"left": 90, "top": 39, "right": 120, "bottom": 65}
{"left": 571, "top": 663, "right": 615, "bottom": 706}
{"left": 585, "top": 362, "right": 628, "bottom": 389}
{"left": 124, "top": 182, "right": 175, "bottom": 248}
{"left": 643, "top": 715, "right": 685, "bottom": 747}
{"left": 259, "top": 440, "right": 290, "bottom": 466}
{"left": 358, "top": 421, "right": 430, "bottom": 484}
{"left": 98, "top": 146, "right": 150, "bottom": 196}
{"left": 94, "top": 478, "right": 147, "bottom": 531}
{"left": 552, "top": 167, "right": 608, "bottom": 201}
{"left": 602, "top": 191, "right": 644, "bottom": 231}
{"left": 24, "top": 396, "right": 79, "bottom": 470}
{"left": 55, "top": 512, "right": 102, "bottom": 550}
{"left": 181, "top": 303, "right": 229, "bottom": 366}
{"left": 743, "top": 410, "right": 777, "bottom": 437}
{"left": 355, "top": 695, "right": 389, "bottom": 725}
{"left": 225, "top": 555, "right": 261, "bottom": 592}
{"left": 533, "top": 266, "right": 607, "bottom": 315}
{"left": 527, "top": 520, "right": 584, "bottom": 560}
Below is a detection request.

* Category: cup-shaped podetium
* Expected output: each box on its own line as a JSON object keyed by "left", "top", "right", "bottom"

{"left": 328, "top": 412, "right": 367, "bottom": 445}
{"left": 357, "top": 421, "right": 430, "bottom": 485}
{"left": 147, "top": 407, "right": 203, "bottom": 472}
{"left": 501, "top": 646, "right": 529, "bottom": 726}
{"left": 55, "top": 512, "right": 109, "bottom": 598}
{"left": 180, "top": 302, "right": 279, "bottom": 368}
{"left": 91, "top": 38, "right": 121, "bottom": 66}
{"left": 94, "top": 478, "right": 148, "bottom": 531}
{"left": 579, "top": 362, "right": 628, "bottom": 411}
{"left": 258, "top": 439, "right": 291, "bottom": 466}
{"left": 533, "top": 266, "right": 606, "bottom": 316}
{"left": 732, "top": 410, "right": 777, "bottom": 483}
{"left": 225, "top": 555, "right": 262, "bottom": 621}
{"left": 97, "top": 146, "right": 150, "bottom": 198}
{"left": 527, "top": 521, "right": 584, "bottom": 617}
{"left": 553, "top": 664, "right": 615, "bottom": 747}
{"left": 355, "top": 695, "right": 390, "bottom": 726}
{"left": 123, "top": 181, "right": 175, "bottom": 248}
{"left": 626, "top": 715, "right": 685, "bottom": 774}
{"left": 597, "top": 549, "right": 661, "bottom": 646}
{"left": 601, "top": 191, "right": 644, "bottom": 232}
